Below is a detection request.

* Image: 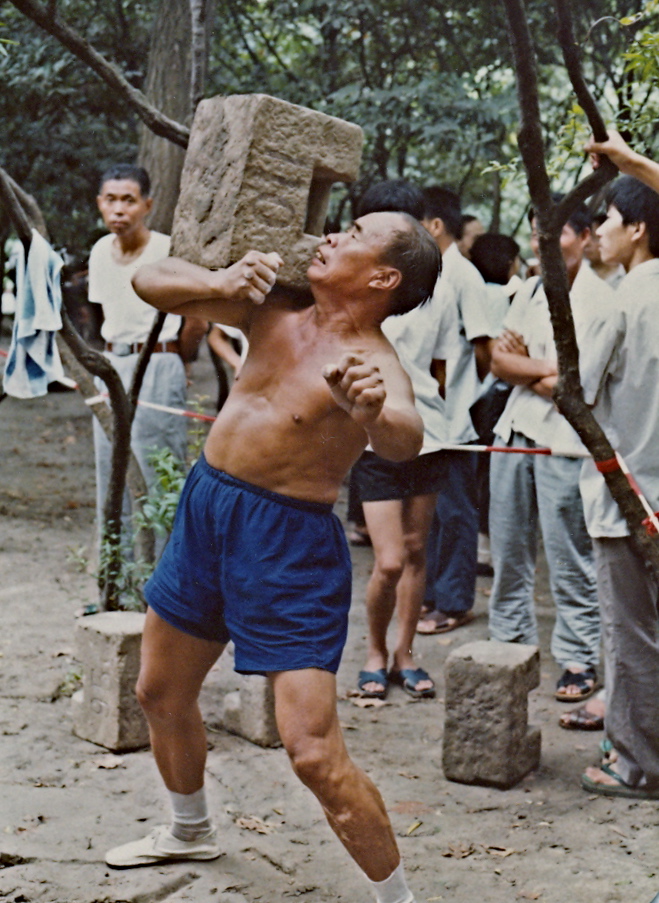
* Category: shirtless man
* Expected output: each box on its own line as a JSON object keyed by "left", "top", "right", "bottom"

{"left": 104, "top": 210, "right": 440, "bottom": 903}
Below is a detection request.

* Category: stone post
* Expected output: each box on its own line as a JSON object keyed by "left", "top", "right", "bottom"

{"left": 170, "top": 93, "right": 363, "bottom": 290}
{"left": 442, "top": 640, "right": 541, "bottom": 788}
{"left": 221, "top": 674, "right": 281, "bottom": 748}
{"left": 72, "top": 612, "right": 149, "bottom": 751}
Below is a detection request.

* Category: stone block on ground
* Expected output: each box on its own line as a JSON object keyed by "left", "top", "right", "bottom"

{"left": 171, "top": 93, "right": 363, "bottom": 290}
{"left": 442, "top": 640, "right": 540, "bottom": 789}
{"left": 72, "top": 611, "right": 148, "bottom": 751}
{"left": 221, "top": 674, "right": 281, "bottom": 748}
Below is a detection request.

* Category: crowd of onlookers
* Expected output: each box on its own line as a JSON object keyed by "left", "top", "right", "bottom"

{"left": 347, "top": 130, "right": 659, "bottom": 802}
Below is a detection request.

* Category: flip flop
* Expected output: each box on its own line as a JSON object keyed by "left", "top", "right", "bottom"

{"left": 388, "top": 667, "right": 435, "bottom": 699}
{"left": 581, "top": 763, "right": 659, "bottom": 800}
{"left": 416, "top": 610, "right": 475, "bottom": 635}
{"left": 555, "top": 667, "right": 598, "bottom": 702}
{"left": 357, "top": 669, "right": 388, "bottom": 700}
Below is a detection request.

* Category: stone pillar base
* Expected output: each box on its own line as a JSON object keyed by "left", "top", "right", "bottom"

{"left": 72, "top": 611, "right": 149, "bottom": 751}
{"left": 442, "top": 640, "right": 541, "bottom": 788}
{"left": 221, "top": 675, "right": 281, "bottom": 748}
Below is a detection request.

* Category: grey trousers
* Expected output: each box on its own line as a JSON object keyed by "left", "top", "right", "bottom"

{"left": 595, "top": 536, "right": 659, "bottom": 790}
{"left": 93, "top": 351, "right": 188, "bottom": 556}
{"left": 488, "top": 432, "right": 600, "bottom": 669}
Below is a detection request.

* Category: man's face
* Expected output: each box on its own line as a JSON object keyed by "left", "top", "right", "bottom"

{"left": 97, "top": 179, "right": 152, "bottom": 238}
{"left": 457, "top": 218, "right": 484, "bottom": 258}
{"left": 530, "top": 218, "right": 588, "bottom": 276}
{"left": 308, "top": 211, "right": 404, "bottom": 292}
{"left": 596, "top": 205, "right": 636, "bottom": 270}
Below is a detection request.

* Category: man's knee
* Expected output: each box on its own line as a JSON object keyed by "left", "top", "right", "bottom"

{"left": 135, "top": 670, "right": 193, "bottom": 722}
{"left": 284, "top": 733, "right": 350, "bottom": 796}
{"left": 374, "top": 550, "right": 405, "bottom": 584}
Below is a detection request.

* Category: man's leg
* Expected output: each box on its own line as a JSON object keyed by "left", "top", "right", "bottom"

{"left": 105, "top": 609, "right": 226, "bottom": 867}
{"left": 425, "top": 450, "right": 478, "bottom": 617}
{"left": 390, "top": 493, "right": 437, "bottom": 692}
{"left": 488, "top": 434, "right": 539, "bottom": 644}
{"left": 271, "top": 668, "right": 414, "bottom": 901}
{"left": 535, "top": 454, "right": 600, "bottom": 686}
{"left": 584, "top": 538, "right": 659, "bottom": 790}
{"left": 360, "top": 499, "right": 405, "bottom": 694}
{"left": 136, "top": 608, "right": 225, "bottom": 793}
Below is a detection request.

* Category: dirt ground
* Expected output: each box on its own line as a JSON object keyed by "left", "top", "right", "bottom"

{"left": 0, "top": 330, "right": 657, "bottom": 903}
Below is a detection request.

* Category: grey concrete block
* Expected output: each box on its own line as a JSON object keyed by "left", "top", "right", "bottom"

{"left": 442, "top": 640, "right": 541, "bottom": 789}
{"left": 171, "top": 93, "right": 363, "bottom": 289}
{"left": 72, "top": 612, "right": 149, "bottom": 751}
{"left": 221, "top": 675, "right": 281, "bottom": 748}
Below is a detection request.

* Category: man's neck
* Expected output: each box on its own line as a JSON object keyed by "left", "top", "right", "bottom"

{"left": 113, "top": 225, "right": 151, "bottom": 262}
{"left": 626, "top": 246, "right": 655, "bottom": 273}
{"left": 311, "top": 289, "right": 385, "bottom": 336}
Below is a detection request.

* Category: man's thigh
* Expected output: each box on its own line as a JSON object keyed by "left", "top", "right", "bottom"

{"left": 140, "top": 607, "right": 226, "bottom": 703}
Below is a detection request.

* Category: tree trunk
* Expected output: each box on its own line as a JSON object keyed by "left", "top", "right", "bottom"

{"left": 137, "top": 0, "right": 193, "bottom": 233}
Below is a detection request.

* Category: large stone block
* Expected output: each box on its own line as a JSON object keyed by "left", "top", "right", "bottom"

{"left": 442, "top": 640, "right": 541, "bottom": 789}
{"left": 72, "top": 612, "right": 149, "bottom": 751}
{"left": 171, "top": 93, "right": 363, "bottom": 289}
{"left": 221, "top": 674, "right": 281, "bottom": 748}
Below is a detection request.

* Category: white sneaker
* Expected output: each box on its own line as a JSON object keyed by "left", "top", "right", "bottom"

{"left": 105, "top": 825, "right": 221, "bottom": 869}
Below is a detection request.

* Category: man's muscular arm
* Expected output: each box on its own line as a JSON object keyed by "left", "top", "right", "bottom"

{"left": 132, "top": 251, "right": 283, "bottom": 328}
{"left": 323, "top": 352, "right": 423, "bottom": 462}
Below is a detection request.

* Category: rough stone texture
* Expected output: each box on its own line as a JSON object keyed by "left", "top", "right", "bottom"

{"left": 72, "top": 611, "right": 149, "bottom": 751}
{"left": 221, "top": 674, "right": 281, "bottom": 748}
{"left": 170, "top": 93, "right": 363, "bottom": 289}
{"left": 442, "top": 640, "right": 541, "bottom": 789}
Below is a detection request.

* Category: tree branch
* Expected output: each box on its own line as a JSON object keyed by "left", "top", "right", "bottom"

{"left": 501, "top": 0, "right": 659, "bottom": 576}
{"left": 8, "top": 0, "right": 190, "bottom": 148}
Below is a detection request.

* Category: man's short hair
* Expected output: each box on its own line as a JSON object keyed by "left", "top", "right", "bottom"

{"left": 357, "top": 179, "right": 425, "bottom": 221}
{"left": 528, "top": 194, "right": 592, "bottom": 235}
{"left": 380, "top": 214, "right": 442, "bottom": 316}
{"left": 605, "top": 175, "right": 659, "bottom": 257}
{"left": 98, "top": 164, "right": 151, "bottom": 198}
{"left": 421, "top": 186, "right": 463, "bottom": 239}
{"left": 470, "top": 234, "right": 520, "bottom": 285}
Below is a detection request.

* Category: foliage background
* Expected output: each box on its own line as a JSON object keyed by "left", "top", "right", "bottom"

{"left": 2, "top": 0, "right": 659, "bottom": 258}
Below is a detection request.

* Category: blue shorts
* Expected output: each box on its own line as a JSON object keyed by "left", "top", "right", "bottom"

{"left": 144, "top": 455, "right": 352, "bottom": 675}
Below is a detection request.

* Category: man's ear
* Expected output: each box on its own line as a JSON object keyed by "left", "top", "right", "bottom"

{"left": 421, "top": 217, "right": 445, "bottom": 241}
{"left": 369, "top": 266, "right": 402, "bottom": 292}
{"left": 631, "top": 220, "right": 648, "bottom": 248}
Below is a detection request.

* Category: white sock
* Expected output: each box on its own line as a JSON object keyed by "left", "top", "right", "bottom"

{"left": 370, "top": 862, "right": 415, "bottom": 903}
{"left": 168, "top": 787, "right": 213, "bottom": 841}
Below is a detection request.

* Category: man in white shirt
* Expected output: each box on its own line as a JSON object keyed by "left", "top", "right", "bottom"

{"left": 576, "top": 138, "right": 659, "bottom": 797}
{"left": 89, "top": 164, "right": 205, "bottom": 554}
{"left": 417, "top": 187, "right": 494, "bottom": 636}
{"left": 488, "top": 201, "right": 611, "bottom": 703}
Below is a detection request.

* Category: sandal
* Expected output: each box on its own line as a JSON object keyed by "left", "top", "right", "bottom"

{"left": 388, "top": 667, "right": 435, "bottom": 699}
{"left": 555, "top": 667, "right": 598, "bottom": 702}
{"left": 558, "top": 703, "right": 604, "bottom": 731}
{"left": 416, "top": 610, "right": 475, "bottom": 635}
{"left": 581, "top": 763, "right": 659, "bottom": 800}
{"left": 357, "top": 669, "right": 388, "bottom": 700}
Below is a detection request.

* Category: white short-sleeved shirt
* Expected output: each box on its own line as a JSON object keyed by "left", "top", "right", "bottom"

{"left": 438, "top": 242, "right": 494, "bottom": 443}
{"left": 494, "top": 263, "right": 616, "bottom": 456}
{"left": 381, "top": 271, "right": 458, "bottom": 453}
{"left": 88, "top": 231, "right": 181, "bottom": 345}
{"left": 579, "top": 259, "right": 659, "bottom": 537}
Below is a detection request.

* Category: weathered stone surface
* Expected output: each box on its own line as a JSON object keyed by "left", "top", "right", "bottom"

{"left": 171, "top": 93, "right": 363, "bottom": 289}
{"left": 221, "top": 674, "right": 281, "bottom": 748}
{"left": 442, "top": 640, "right": 541, "bottom": 788}
{"left": 72, "top": 612, "right": 148, "bottom": 751}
